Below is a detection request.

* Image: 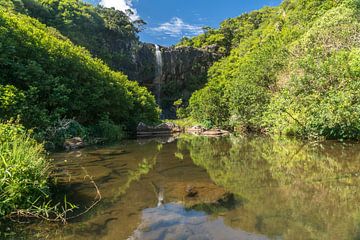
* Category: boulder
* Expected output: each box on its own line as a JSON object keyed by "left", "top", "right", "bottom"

{"left": 137, "top": 122, "right": 182, "bottom": 137}
{"left": 186, "top": 125, "right": 205, "bottom": 134}
{"left": 201, "top": 129, "right": 230, "bottom": 137}
{"left": 64, "top": 137, "right": 84, "bottom": 151}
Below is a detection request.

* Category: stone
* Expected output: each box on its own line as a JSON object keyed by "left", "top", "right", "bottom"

{"left": 64, "top": 137, "right": 84, "bottom": 151}
{"left": 201, "top": 129, "right": 230, "bottom": 137}
{"left": 186, "top": 185, "right": 198, "bottom": 198}
{"left": 137, "top": 122, "right": 182, "bottom": 137}
{"left": 186, "top": 125, "right": 205, "bottom": 134}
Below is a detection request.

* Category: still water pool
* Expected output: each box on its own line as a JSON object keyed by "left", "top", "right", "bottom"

{"left": 7, "top": 135, "right": 360, "bottom": 239}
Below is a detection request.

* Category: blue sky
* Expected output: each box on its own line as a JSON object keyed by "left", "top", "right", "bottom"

{"left": 87, "top": 0, "right": 282, "bottom": 46}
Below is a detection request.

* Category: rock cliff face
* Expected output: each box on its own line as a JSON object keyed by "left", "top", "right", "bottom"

{"left": 131, "top": 44, "right": 221, "bottom": 118}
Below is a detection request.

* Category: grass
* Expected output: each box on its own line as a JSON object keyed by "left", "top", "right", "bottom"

{"left": 0, "top": 122, "right": 50, "bottom": 218}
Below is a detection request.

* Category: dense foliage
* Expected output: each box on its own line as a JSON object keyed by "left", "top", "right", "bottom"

{"left": 8, "top": 0, "right": 144, "bottom": 76}
{"left": 184, "top": 0, "right": 360, "bottom": 139}
{"left": 0, "top": 122, "right": 49, "bottom": 217}
{"left": 0, "top": 7, "right": 159, "bottom": 143}
{"left": 178, "top": 8, "right": 275, "bottom": 55}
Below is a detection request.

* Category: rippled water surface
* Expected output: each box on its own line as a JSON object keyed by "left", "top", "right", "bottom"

{"left": 8, "top": 135, "right": 360, "bottom": 240}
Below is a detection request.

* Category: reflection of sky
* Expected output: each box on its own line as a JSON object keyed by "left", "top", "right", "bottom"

{"left": 85, "top": 0, "right": 282, "bottom": 46}
{"left": 128, "top": 203, "right": 269, "bottom": 240}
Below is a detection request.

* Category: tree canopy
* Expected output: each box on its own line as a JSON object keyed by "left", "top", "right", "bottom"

{"left": 183, "top": 0, "right": 360, "bottom": 139}
{"left": 0, "top": 5, "right": 159, "bottom": 142}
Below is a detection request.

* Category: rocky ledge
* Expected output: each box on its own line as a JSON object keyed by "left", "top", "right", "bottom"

{"left": 137, "top": 122, "right": 182, "bottom": 137}
{"left": 186, "top": 126, "right": 230, "bottom": 137}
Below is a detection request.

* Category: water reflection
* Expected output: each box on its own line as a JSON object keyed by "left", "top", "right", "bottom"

{"left": 129, "top": 203, "right": 268, "bottom": 240}
{"left": 5, "top": 135, "right": 360, "bottom": 240}
{"left": 178, "top": 135, "right": 360, "bottom": 240}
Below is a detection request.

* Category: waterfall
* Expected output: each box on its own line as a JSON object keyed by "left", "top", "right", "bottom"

{"left": 154, "top": 44, "right": 163, "bottom": 104}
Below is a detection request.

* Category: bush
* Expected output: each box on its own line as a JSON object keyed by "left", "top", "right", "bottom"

{"left": 189, "top": 84, "right": 229, "bottom": 128}
{"left": 90, "top": 115, "right": 125, "bottom": 142}
{"left": 35, "top": 119, "right": 89, "bottom": 150}
{"left": 264, "top": 49, "right": 360, "bottom": 139}
{"left": 0, "top": 10, "right": 159, "bottom": 135}
{"left": 0, "top": 122, "right": 50, "bottom": 217}
{"left": 187, "top": 0, "right": 360, "bottom": 139}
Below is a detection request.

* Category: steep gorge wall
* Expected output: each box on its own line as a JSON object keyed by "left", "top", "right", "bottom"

{"left": 132, "top": 44, "right": 221, "bottom": 118}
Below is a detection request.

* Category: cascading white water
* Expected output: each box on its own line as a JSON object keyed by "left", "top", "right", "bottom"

{"left": 154, "top": 44, "right": 163, "bottom": 104}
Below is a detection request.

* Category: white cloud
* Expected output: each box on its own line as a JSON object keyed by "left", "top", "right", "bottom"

{"left": 150, "top": 17, "right": 203, "bottom": 37}
{"left": 99, "top": 0, "right": 140, "bottom": 21}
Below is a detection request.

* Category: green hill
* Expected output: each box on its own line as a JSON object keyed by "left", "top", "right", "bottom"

{"left": 181, "top": 0, "right": 360, "bottom": 139}
{"left": 0, "top": 4, "right": 159, "bottom": 143}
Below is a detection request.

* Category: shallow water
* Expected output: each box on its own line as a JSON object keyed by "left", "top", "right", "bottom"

{"left": 6, "top": 135, "right": 360, "bottom": 240}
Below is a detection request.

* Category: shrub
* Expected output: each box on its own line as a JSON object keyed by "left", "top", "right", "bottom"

{"left": 35, "top": 119, "right": 89, "bottom": 150}
{"left": 90, "top": 115, "right": 125, "bottom": 142}
{"left": 264, "top": 49, "right": 360, "bottom": 139}
{"left": 0, "top": 10, "right": 159, "bottom": 135}
{"left": 187, "top": 0, "right": 360, "bottom": 139}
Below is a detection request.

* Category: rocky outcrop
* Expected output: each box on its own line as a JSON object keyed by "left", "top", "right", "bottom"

{"left": 160, "top": 46, "right": 221, "bottom": 117}
{"left": 160, "top": 46, "right": 220, "bottom": 85}
{"left": 186, "top": 126, "right": 230, "bottom": 137}
{"left": 131, "top": 43, "right": 157, "bottom": 86}
{"left": 137, "top": 122, "right": 182, "bottom": 137}
{"left": 201, "top": 129, "right": 230, "bottom": 137}
{"left": 186, "top": 125, "right": 206, "bottom": 134}
{"left": 132, "top": 44, "right": 221, "bottom": 118}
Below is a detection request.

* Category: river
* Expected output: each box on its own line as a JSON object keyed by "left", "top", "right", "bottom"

{"left": 5, "top": 134, "right": 360, "bottom": 240}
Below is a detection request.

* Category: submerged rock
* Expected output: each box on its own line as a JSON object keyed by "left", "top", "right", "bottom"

{"left": 167, "top": 181, "right": 230, "bottom": 208}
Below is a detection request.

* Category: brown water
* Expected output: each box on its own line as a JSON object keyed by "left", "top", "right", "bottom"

{"left": 6, "top": 135, "right": 360, "bottom": 239}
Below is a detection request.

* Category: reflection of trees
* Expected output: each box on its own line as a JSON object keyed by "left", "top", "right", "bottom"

{"left": 112, "top": 144, "right": 162, "bottom": 202}
{"left": 179, "top": 135, "right": 360, "bottom": 240}
{"left": 43, "top": 142, "right": 163, "bottom": 240}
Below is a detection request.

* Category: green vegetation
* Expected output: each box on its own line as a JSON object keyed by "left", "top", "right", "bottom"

{"left": 9, "top": 0, "right": 144, "bottom": 75}
{"left": 178, "top": 9, "right": 274, "bottom": 55}
{"left": 1, "top": 0, "right": 360, "bottom": 229}
{"left": 0, "top": 122, "right": 50, "bottom": 217}
{"left": 0, "top": 5, "right": 159, "bottom": 146}
{"left": 0, "top": 0, "right": 159, "bottom": 221}
{"left": 182, "top": 0, "right": 360, "bottom": 139}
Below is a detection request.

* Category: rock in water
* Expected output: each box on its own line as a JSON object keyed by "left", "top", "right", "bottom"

{"left": 137, "top": 122, "right": 182, "bottom": 137}
{"left": 186, "top": 125, "right": 205, "bottom": 134}
{"left": 64, "top": 137, "right": 84, "bottom": 151}
{"left": 186, "top": 185, "right": 198, "bottom": 198}
{"left": 201, "top": 129, "right": 230, "bottom": 137}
